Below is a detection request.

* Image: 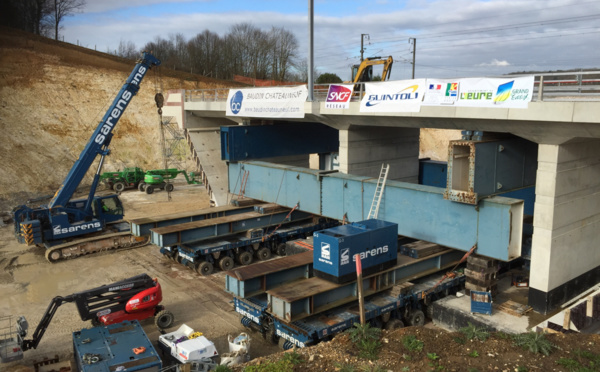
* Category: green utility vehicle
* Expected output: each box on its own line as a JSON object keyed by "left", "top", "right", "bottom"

{"left": 99, "top": 167, "right": 145, "bottom": 192}
{"left": 138, "top": 169, "right": 201, "bottom": 194}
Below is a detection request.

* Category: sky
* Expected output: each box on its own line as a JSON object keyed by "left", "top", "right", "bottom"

{"left": 62, "top": 0, "right": 600, "bottom": 81}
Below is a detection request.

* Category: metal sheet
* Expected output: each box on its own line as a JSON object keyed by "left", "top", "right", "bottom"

{"left": 229, "top": 161, "right": 523, "bottom": 261}
{"left": 221, "top": 122, "right": 338, "bottom": 161}
{"left": 267, "top": 249, "right": 464, "bottom": 322}
{"left": 129, "top": 204, "right": 258, "bottom": 237}
{"left": 151, "top": 208, "right": 311, "bottom": 247}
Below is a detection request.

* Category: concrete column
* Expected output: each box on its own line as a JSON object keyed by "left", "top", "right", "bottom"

{"left": 529, "top": 139, "right": 600, "bottom": 314}
{"left": 339, "top": 127, "right": 420, "bottom": 182}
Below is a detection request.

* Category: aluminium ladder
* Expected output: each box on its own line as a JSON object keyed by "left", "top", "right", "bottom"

{"left": 367, "top": 164, "right": 390, "bottom": 219}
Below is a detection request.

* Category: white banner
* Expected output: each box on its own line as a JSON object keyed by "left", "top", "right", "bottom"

{"left": 226, "top": 85, "right": 308, "bottom": 118}
{"left": 359, "top": 79, "right": 426, "bottom": 113}
{"left": 325, "top": 84, "right": 354, "bottom": 109}
{"left": 423, "top": 76, "right": 534, "bottom": 108}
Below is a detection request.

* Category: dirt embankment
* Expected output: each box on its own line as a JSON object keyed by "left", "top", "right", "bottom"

{"left": 0, "top": 27, "right": 234, "bottom": 213}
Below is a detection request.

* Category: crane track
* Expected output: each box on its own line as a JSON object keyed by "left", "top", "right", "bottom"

{"left": 45, "top": 232, "right": 150, "bottom": 263}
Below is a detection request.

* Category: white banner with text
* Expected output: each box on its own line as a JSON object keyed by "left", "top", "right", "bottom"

{"left": 226, "top": 85, "right": 308, "bottom": 118}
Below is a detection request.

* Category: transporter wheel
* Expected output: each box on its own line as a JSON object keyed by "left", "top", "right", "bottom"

{"left": 265, "top": 326, "right": 278, "bottom": 344}
{"left": 165, "top": 183, "right": 174, "bottom": 192}
{"left": 257, "top": 247, "right": 272, "bottom": 261}
{"left": 276, "top": 243, "right": 287, "bottom": 256}
{"left": 381, "top": 312, "right": 391, "bottom": 323}
{"left": 155, "top": 309, "right": 175, "bottom": 329}
{"left": 424, "top": 304, "right": 435, "bottom": 320}
{"left": 237, "top": 251, "right": 253, "bottom": 266}
{"left": 138, "top": 182, "right": 146, "bottom": 192}
{"left": 145, "top": 185, "right": 155, "bottom": 194}
{"left": 408, "top": 310, "right": 425, "bottom": 327}
{"left": 219, "top": 256, "right": 234, "bottom": 271}
{"left": 384, "top": 318, "right": 404, "bottom": 330}
{"left": 196, "top": 261, "right": 214, "bottom": 276}
{"left": 174, "top": 251, "right": 183, "bottom": 264}
{"left": 113, "top": 182, "right": 126, "bottom": 193}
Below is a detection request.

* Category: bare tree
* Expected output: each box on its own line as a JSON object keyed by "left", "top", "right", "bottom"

{"left": 270, "top": 27, "right": 298, "bottom": 81}
{"left": 116, "top": 39, "right": 138, "bottom": 60}
{"left": 49, "top": 0, "right": 85, "bottom": 40}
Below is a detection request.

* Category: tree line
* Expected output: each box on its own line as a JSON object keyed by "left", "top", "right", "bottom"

{"left": 111, "top": 23, "right": 302, "bottom": 83}
{"left": 0, "top": 0, "right": 85, "bottom": 41}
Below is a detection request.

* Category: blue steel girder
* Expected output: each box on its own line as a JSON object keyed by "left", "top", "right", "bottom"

{"left": 129, "top": 204, "right": 258, "bottom": 237}
{"left": 228, "top": 161, "right": 523, "bottom": 261}
{"left": 150, "top": 208, "right": 312, "bottom": 247}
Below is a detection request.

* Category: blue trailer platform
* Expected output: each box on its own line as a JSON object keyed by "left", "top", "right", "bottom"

{"left": 72, "top": 320, "right": 161, "bottom": 372}
{"left": 162, "top": 218, "right": 337, "bottom": 275}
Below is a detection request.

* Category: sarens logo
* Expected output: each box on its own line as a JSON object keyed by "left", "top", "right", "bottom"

{"left": 53, "top": 222, "right": 102, "bottom": 236}
{"left": 94, "top": 65, "right": 147, "bottom": 145}
{"left": 340, "top": 248, "right": 350, "bottom": 265}
{"left": 366, "top": 85, "right": 420, "bottom": 106}
{"left": 353, "top": 245, "right": 389, "bottom": 262}
{"left": 321, "top": 242, "right": 331, "bottom": 260}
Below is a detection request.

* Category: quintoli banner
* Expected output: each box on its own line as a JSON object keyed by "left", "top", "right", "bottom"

{"left": 226, "top": 85, "right": 308, "bottom": 118}
{"left": 359, "top": 79, "right": 426, "bottom": 113}
{"left": 325, "top": 84, "right": 354, "bottom": 109}
{"left": 423, "top": 76, "right": 534, "bottom": 108}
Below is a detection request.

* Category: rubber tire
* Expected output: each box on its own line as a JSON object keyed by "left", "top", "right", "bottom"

{"left": 219, "top": 256, "right": 234, "bottom": 271}
{"left": 408, "top": 309, "right": 425, "bottom": 327}
{"left": 276, "top": 243, "right": 287, "bottom": 256}
{"left": 265, "top": 326, "right": 278, "bottom": 344}
{"left": 384, "top": 318, "right": 404, "bottom": 330}
{"left": 257, "top": 247, "right": 272, "bottom": 261}
{"left": 174, "top": 251, "right": 183, "bottom": 264}
{"left": 138, "top": 182, "right": 146, "bottom": 192}
{"left": 424, "top": 304, "right": 434, "bottom": 320}
{"left": 113, "top": 182, "right": 126, "bottom": 193}
{"left": 155, "top": 310, "right": 175, "bottom": 329}
{"left": 165, "top": 183, "right": 174, "bottom": 192}
{"left": 237, "top": 251, "right": 253, "bottom": 266}
{"left": 196, "top": 261, "right": 214, "bottom": 276}
{"left": 145, "top": 185, "right": 154, "bottom": 194}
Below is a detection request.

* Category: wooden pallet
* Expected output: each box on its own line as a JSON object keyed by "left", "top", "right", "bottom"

{"left": 497, "top": 300, "right": 532, "bottom": 317}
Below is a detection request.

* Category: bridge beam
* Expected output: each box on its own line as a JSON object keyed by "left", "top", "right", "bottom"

{"left": 229, "top": 161, "right": 523, "bottom": 261}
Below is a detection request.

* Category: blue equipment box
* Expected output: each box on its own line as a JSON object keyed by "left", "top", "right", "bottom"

{"left": 313, "top": 219, "right": 398, "bottom": 284}
{"left": 73, "top": 320, "right": 161, "bottom": 372}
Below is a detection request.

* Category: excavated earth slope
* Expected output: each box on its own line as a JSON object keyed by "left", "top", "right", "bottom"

{"left": 0, "top": 27, "right": 234, "bottom": 214}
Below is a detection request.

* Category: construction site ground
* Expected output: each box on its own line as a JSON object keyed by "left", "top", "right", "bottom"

{"left": 0, "top": 181, "right": 281, "bottom": 371}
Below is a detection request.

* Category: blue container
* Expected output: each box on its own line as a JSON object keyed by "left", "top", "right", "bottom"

{"left": 313, "top": 219, "right": 398, "bottom": 283}
{"left": 73, "top": 320, "right": 161, "bottom": 372}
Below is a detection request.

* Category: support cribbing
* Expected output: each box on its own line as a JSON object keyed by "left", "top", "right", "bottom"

{"left": 422, "top": 243, "right": 477, "bottom": 298}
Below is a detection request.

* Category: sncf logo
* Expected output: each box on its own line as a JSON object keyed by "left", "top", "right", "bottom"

{"left": 326, "top": 85, "right": 352, "bottom": 102}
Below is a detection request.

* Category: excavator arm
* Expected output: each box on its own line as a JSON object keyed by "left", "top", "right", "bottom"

{"left": 20, "top": 274, "right": 156, "bottom": 351}
{"left": 351, "top": 56, "right": 394, "bottom": 83}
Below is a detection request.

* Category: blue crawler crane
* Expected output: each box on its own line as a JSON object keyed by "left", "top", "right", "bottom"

{"left": 12, "top": 52, "right": 161, "bottom": 262}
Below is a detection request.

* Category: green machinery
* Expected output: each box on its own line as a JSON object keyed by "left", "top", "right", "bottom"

{"left": 99, "top": 167, "right": 145, "bottom": 192}
{"left": 138, "top": 168, "right": 201, "bottom": 194}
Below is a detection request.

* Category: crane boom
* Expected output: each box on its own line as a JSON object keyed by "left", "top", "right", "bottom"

{"left": 50, "top": 52, "right": 161, "bottom": 210}
{"left": 13, "top": 52, "right": 161, "bottom": 255}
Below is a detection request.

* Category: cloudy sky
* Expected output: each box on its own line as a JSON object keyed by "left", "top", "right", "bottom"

{"left": 63, "top": 0, "right": 600, "bottom": 80}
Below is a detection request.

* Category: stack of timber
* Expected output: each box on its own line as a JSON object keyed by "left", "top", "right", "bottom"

{"left": 465, "top": 255, "right": 499, "bottom": 297}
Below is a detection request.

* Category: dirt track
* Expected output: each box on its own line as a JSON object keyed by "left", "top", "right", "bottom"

{"left": 0, "top": 182, "right": 280, "bottom": 371}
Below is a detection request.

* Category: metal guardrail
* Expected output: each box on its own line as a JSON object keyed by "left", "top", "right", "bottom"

{"left": 183, "top": 71, "right": 600, "bottom": 103}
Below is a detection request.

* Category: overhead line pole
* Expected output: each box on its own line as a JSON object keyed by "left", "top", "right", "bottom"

{"left": 360, "top": 34, "right": 369, "bottom": 62}
{"left": 308, "top": 0, "right": 314, "bottom": 102}
{"left": 409, "top": 37, "right": 416, "bottom": 79}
